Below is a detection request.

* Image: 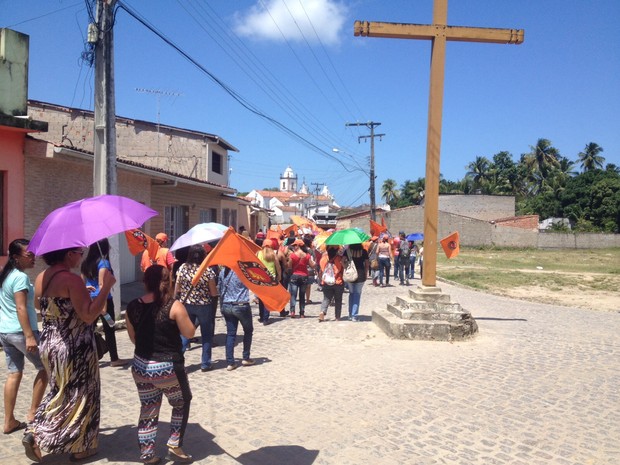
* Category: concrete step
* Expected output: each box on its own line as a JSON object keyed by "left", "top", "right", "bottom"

{"left": 387, "top": 303, "right": 467, "bottom": 322}
{"left": 394, "top": 295, "right": 464, "bottom": 314}
{"left": 372, "top": 307, "right": 457, "bottom": 341}
{"left": 410, "top": 287, "right": 452, "bottom": 303}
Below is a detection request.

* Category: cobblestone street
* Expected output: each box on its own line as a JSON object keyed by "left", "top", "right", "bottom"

{"left": 2, "top": 280, "right": 619, "bottom": 464}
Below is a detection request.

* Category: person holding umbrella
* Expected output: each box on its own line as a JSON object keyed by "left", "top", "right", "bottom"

{"left": 175, "top": 244, "right": 218, "bottom": 372}
{"left": 23, "top": 246, "right": 116, "bottom": 462}
{"left": 344, "top": 243, "right": 369, "bottom": 322}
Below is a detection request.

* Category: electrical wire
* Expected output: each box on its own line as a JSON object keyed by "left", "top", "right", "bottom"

{"left": 115, "top": 0, "right": 365, "bottom": 176}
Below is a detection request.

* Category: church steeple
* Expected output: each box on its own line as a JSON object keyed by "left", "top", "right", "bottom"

{"left": 280, "top": 166, "right": 298, "bottom": 192}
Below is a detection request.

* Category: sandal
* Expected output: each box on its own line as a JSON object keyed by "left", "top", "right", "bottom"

{"left": 166, "top": 447, "right": 193, "bottom": 463}
{"left": 22, "top": 432, "right": 42, "bottom": 463}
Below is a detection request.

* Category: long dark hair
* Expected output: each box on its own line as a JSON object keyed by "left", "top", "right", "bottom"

{"left": 186, "top": 244, "right": 206, "bottom": 265}
{"left": 42, "top": 247, "right": 73, "bottom": 266}
{"left": 0, "top": 239, "right": 29, "bottom": 287}
{"left": 80, "top": 239, "right": 111, "bottom": 281}
{"left": 143, "top": 264, "right": 172, "bottom": 307}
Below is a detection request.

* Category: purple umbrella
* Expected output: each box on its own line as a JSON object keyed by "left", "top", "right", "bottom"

{"left": 28, "top": 194, "right": 158, "bottom": 255}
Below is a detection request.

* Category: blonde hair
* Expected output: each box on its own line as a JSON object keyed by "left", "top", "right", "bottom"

{"left": 261, "top": 245, "right": 276, "bottom": 263}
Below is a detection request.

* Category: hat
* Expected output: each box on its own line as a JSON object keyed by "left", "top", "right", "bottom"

{"left": 399, "top": 230, "right": 405, "bottom": 235}
{"left": 156, "top": 233, "right": 168, "bottom": 242}
{"left": 293, "top": 239, "right": 305, "bottom": 246}
{"left": 263, "top": 238, "right": 278, "bottom": 249}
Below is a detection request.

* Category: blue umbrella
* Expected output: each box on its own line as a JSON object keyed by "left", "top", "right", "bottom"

{"left": 406, "top": 232, "right": 424, "bottom": 241}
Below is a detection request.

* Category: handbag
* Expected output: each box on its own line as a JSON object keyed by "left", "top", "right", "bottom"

{"left": 343, "top": 250, "right": 359, "bottom": 283}
{"left": 94, "top": 332, "right": 108, "bottom": 360}
{"left": 370, "top": 258, "right": 379, "bottom": 270}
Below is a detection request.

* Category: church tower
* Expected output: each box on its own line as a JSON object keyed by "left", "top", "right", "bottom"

{"left": 280, "top": 166, "right": 298, "bottom": 192}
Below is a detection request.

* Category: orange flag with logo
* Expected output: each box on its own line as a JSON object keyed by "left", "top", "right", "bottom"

{"left": 440, "top": 231, "right": 460, "bottom": 259}
{"left": 192, "top": 227, "right": 290, "bottom": 310}
{"left": 125, "top": 229, "right": 159, "bottom": 261}
{"left": 370, "top": 219, "right": 387, "bottom": 237}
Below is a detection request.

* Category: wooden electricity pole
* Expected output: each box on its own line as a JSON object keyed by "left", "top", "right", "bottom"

{"left": 93, "top": 0, "right": 117, "bottom": 196}
{"left": 346, "top": 121, "right": 384, "bottom": 221}
{"left": 354, "top": 0, "right": 523, "bottom": 287}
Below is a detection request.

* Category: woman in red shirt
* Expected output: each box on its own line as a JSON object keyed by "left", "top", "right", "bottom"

{"left": 287, "top": 239, "right": 315, "bottom": 318}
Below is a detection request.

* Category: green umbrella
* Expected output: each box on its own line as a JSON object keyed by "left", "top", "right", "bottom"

{"left": 324, "top": 228, "right": 371, "bottom": 246}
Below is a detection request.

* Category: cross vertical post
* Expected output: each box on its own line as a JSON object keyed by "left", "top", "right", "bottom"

{"left": 354, "top": 0, "right": 523, "bottom": 287}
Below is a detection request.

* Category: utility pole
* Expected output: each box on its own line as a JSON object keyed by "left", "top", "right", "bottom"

{"left": 93, "top": 0, "right": 117, "bottom": 195}
{"left": 92, "top": 0, "right": 120, "bottom": 310}
{"left": 346, "top": 122, "right": 384, "bottom": 221}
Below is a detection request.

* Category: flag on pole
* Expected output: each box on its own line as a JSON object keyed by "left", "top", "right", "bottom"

{"left": 192, "top": 227, "right": 290, "bottom": 310}
{"left": 125, "top": 229, "right": 159, "bottom": 261}
{"left": 370, "top": 219, "right": 387, "bottom": 237}
{"left": 440, "top": 231, "right": 460, "bottom": 259}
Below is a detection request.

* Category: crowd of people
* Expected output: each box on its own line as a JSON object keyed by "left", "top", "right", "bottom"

{"left": 0, "top": 224, "right": 422, "bottom": 463}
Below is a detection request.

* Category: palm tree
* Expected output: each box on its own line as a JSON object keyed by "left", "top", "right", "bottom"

{"left": 578, "top": 142, "right": 605, "bottom": 172}
{"left": 466, "top": 156, "right": 491, "bottom": 191}
{"left": 381, "top": 179, "right": 399, "bottom": 205}
{"left": 523, "top": 138, "right": 561, "bottom": 194}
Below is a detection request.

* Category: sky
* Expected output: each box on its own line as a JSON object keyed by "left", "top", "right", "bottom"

{"left": 3, "top": 0, "right": 619, "bottom": 207}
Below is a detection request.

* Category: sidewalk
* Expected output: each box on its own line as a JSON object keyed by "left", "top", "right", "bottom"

{"left": 2, "top": 278, "right": 619, "bottom": 464}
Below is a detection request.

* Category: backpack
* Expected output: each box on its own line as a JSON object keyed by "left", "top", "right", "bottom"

{"left": 400, "top": 240, "right": 411, "bottom": 259}
{"left": 343, "top": 250, "right": 359, "bottom": 283}
{"left": 322, "top": 261, "right": 336, "bottom": 285}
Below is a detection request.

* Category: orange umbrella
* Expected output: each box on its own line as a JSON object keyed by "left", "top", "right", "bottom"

{"left": 312, "top": 230, "right": 332, "bottom": 251}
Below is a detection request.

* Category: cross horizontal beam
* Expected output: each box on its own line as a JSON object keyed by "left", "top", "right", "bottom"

{"left": 354, "top": 21, "right": 524, "bottom": 45}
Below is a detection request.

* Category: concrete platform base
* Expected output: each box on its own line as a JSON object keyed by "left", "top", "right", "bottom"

{"left": 372, "top": 285, "right": 478, "bottom": 341}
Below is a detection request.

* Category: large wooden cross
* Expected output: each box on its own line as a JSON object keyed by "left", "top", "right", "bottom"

{"left": 354, "top": 0, "right": 524, "bottom": 288}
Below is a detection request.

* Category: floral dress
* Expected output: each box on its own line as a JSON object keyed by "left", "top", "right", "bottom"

{"left": 30, "top": 297, "right": 100, "bottom": 454}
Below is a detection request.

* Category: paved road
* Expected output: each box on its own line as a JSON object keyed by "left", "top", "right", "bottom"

{"left": 2, "top": 279, "right": 619, "bottom": 464}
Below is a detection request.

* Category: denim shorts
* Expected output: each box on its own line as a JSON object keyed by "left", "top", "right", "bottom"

{"left": 0, "top": 331, "right": 45, "bottom": 373}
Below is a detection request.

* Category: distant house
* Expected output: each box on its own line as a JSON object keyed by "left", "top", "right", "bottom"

{"left": 246, "top": 166, "right": 340, "bottom": 229}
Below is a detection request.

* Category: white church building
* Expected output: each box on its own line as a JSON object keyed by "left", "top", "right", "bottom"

{"left": 246, "top": 166, "right": 339, "bottom": 228}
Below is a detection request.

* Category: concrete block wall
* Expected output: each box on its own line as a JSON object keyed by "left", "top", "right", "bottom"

{"left": 27, "top": 102, "right": 228, "bottom": 186}
{"left": 346, "top": 206, "right": 618, "bottom": 250}
{"left": 436, "top": 194, "right": 515, "bottom": 221}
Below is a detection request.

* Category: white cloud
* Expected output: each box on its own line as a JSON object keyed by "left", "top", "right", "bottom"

{"left": 234, "top": 0, "right": 348, "bottom": 46}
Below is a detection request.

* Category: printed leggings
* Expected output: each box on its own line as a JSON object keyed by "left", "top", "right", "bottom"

{"left": 132, "top": 355, "right": 192, "bottom": 460}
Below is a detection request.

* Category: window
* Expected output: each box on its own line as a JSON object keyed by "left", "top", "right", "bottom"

{"left": 212, "top": 152, "right": 222, "bottom": 174}
{"left": 199, "top": 208, "right": 217, "bottom": 223}
{"left": 164, "top": 205, "right": 189, "bottom": 245}
{"left": 222, "top": 208, "right": 237, "bottom": 229}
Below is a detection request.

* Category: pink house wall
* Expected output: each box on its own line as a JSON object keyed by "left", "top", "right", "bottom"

{"left": 0, "top": 128, "right": 26, "bottom": 266}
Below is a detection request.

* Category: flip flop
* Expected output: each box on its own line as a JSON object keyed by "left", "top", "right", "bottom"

{"left": 22, "top": 432, "right": 42, "bottom": 463}
{"left": 4, "top": 421, "right": 27, "bottom": 435}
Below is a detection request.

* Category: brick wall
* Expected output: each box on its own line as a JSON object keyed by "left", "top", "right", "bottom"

{"left": 344, "top": 206, "right": 618, "bottom": 249}
{"left": 494, "top": 215, "right": 539, "bottom": 231}
{"left": 434, "top": 194, "right": 515, "bottom": 221}
{"left": 27, "top": 102, "right": 230, "bottom": 186}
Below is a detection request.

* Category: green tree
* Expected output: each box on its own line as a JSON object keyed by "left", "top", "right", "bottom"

{"left": 465, "top": 156, "right": 491, "bottom": 191}
{"left": 523, "top": 138, "right": 561, "bottom": 194}
{"left": 578, "top": 142, "right": 605, "bottom": 172}
{"left": 381, "top": 178, "right": 399, "bottom": 206}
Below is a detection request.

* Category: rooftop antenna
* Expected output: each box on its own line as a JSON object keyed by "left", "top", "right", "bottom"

{"left": 135, "top": 88, "right": 183, "bottom": 156}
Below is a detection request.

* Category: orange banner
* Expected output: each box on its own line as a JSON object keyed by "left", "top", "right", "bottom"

{"left": 192, "top": 227, "right": 290, "bottom": 311}
{"left": 370, "top": 219, "right": 387, "bottom": 237}
{"left": 440, "top": 231, "right": 460, "bottom": 259}
{"left": 125, "top": 229, "right": 159, "bottom": 261}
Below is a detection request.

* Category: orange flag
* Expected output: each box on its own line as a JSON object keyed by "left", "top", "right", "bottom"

{"left": 192, "top": 227, "right": 290, "bottom": 310}
{"left": 283, "top": 224, "right": 298, "bottom": 238}
{"left": 440, "top": 231, "right": 460, "bottom": 259}
{"left": 370, "top": 219, "right": 387, "bottom": 237}
{"left": 125, "top": 229, "right": 159, "bottom": 261}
